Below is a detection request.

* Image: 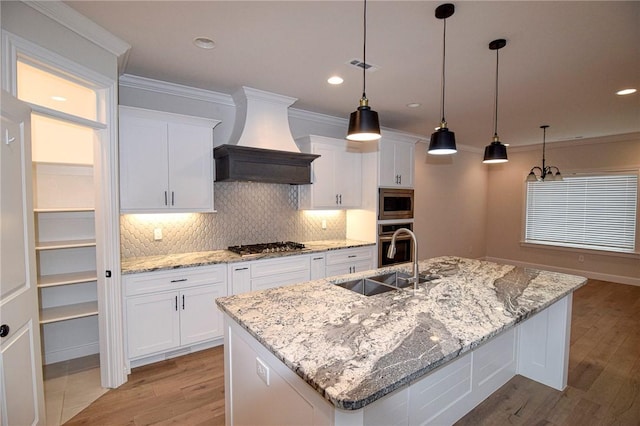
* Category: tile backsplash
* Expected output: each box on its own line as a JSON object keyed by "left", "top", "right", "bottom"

{"left": 120, "top": 182, "right": 346, "bottom": 258}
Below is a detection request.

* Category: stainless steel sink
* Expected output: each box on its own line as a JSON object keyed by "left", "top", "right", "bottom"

{"left": 334, "top": 278, "right": 398, "bottom": 296}
{"left": 367, "top": 271, "right": 437, "bottom": 289}
{"left": 333, "top": 272, "right": 438, "bottom": 296}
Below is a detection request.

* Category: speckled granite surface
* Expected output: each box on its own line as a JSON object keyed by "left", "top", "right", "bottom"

{"left": 215, "top": 256, "right": 587, "bottom": 410}
{"left": 120, "top": 239, "right": 374, "bottom": 274}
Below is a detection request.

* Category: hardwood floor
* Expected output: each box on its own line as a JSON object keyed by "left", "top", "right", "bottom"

{"left": 66, "top": 280, "right": 640, "bottom": 425}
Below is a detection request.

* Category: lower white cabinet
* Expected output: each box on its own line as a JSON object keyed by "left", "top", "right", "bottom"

{"left": 228, "top": 255, "right": 311, "bottom": 295}
{"left": 310, "top": 254, "right": 326, "bottom": 280}
{"left": 123, "top": 264, "right": 226, "bottom": 361}
{"left": 325, "top": 247, "right": 374, "bottom": 277}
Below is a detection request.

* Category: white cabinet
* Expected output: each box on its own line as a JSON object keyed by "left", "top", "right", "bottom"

{"left": 228, "top": 255, "right": 311, "bottom": 295}
{"left": 123, "top": 264, "right": 226, "bottom": 360}
{"left": 119, "top": 106, "right": 220, "bottom": 213}
{"left": 378, "top": 138, "right": 415, "bottom": 188}
{"left": 310, "top": 254, "right": 326, "bottom": 280}
{"left": 325, "top": 246, "right": 374, "bottom": 277}
{"left": 297, "top": 135, "right": 362, "bottom": 209}
{"left": 228, "top": 263, "right": 251, "bottom": 296}
{"left": 251, "top": 255, "right": 310, "bottom": 291}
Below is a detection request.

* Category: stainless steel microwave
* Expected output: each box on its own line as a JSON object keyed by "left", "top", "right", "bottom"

{"left": 378, "top": 188, "right": 414, "bottom": 220}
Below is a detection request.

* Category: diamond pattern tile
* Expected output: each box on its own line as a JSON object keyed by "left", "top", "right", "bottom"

{"left": 121, "top": 182, "right": 347, "bottom": 258}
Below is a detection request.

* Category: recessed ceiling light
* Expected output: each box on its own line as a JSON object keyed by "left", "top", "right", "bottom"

{"left": 616, "top": 88, "right": 637, "bottom": 96}
{"left": 327, "top": 76, "right": 343, "bottom": 85}
{"left": 406, "top": 103, "right": 421, "bottom": 108}
{"left": 193, "top": 37, "right": 215, "bottom": 49}
{"left": 51, "top": 96, "right": 66, "bottom": 102}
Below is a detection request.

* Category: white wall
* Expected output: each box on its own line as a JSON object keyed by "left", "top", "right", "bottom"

{"left": 413, "top": 143, "right": 488, "bottom": 260}
{"left": 485, "top": 134, "right": 640, "bottom": 285}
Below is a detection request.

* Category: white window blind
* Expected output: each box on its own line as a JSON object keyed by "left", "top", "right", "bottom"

{"left": 525, "top": 173, "right": 638, "bottom": 253}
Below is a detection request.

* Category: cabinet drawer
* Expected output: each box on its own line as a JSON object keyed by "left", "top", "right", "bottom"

{"left": 252, "top": 270, "right": 310, "bottom": 292}
{"left": 325, "top": 247, "right": 373, "bottom": 265}
{"left": 251, "top": 255, "right": 310, "bottom": 278}
{"left": 124, "top": 264, "right": 226, "bottom": 296}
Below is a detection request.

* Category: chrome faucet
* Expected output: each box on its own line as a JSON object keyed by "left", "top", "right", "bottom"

{"left": 386, "top": 228, "right": 419, "bottom": 290}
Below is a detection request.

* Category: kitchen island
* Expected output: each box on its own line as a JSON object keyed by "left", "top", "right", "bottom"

{"left": 216, "top": 256, "right": 587, "bottom": 425}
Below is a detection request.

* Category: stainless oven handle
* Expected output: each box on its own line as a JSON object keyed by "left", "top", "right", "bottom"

{"left": 378, "top": 235, "right": 412, "bottom": 242}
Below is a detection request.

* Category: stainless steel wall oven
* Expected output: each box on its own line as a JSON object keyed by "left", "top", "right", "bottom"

{"left": 378, "top": 222, "right": 414, "bottom": 267}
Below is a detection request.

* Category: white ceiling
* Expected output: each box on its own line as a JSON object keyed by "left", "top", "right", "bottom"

{"left": 65, "top": 1, "right": 640, "bottom": 149}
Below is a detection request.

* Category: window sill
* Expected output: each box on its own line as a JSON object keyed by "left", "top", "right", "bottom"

{"left": 520, "top": 241, "right": 640, "bottom": 259}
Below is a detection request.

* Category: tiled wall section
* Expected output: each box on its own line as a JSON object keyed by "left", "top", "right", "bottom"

{"left": 120, "top": 182, "right": 347, "bottom": 258}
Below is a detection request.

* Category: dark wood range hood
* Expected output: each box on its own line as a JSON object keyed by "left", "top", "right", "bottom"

{"left": 214, "top": 145, "right": 319, "bottom": 185}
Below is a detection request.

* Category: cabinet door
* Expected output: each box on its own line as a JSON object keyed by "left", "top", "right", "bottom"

{"left": 229, "top": 264, "right": 251, "bottom": 295}
{"left": 394, "top": 142, "right": 414, "bottom": 187}
{"left": 310, "top": 255, "right": 326, "bottom": 280}
{"left": 325, "top": 263, "right": 353, "bottom": 278}
{"left": 126, "top": 292, "right": 179, "bottom": 358}
{"left": 378, "top": 141, "right": 397, "bottom": 187}
{"left": 180, "top": 284, "right": 224, "bottom": 346}
{"left": 167, "top": 123, "right": 213, "bottom": 211}
{"left": 310, "top": 144, "right": 338, "bottom": 207}
{"left": 119, "top": 114, "right": 169, "bottom": 210}
{"left": 337, "top": 149, "right": 362, "bottom": 207}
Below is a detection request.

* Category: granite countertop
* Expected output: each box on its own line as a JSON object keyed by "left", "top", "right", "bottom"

{"left": 215, "top": 256, "right": 587, "bottom": 410}
{"left": 120, "top": 239, "right": 374, "bottom": 274}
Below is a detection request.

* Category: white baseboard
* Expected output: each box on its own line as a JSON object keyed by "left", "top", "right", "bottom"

{"left": 483, "top": 257, "right": 640, "bottom": 287}
{"left": 44, "top": 341, "right": 100, "bottom": 365}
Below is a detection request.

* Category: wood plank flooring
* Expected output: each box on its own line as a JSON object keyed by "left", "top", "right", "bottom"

{"left": 66, "top": 279, "right": 640, "bottom": 425}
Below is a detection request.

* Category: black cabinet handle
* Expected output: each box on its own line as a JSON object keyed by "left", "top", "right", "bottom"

{"left": 164, "top": 191, "right": 168, "bottom": 206}
{"left": 182, "top": 295, "right": 185, "bottom": 310}
{"left": 170, "top": 278, "right": 187, "bottom": 283}
{"left": 0, "top": 324, "right": 9, "bottom": 338}
{"left": 171, "top": 191, "right": 175, "bottom": 206}
{"left": 174, "top": 296, "right": 178, "bottom": 311}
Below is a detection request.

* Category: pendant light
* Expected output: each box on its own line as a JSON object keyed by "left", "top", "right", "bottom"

{"left": 526, "top": 125, "right": 563, "bottom": 182}
{"left": 347, "top": 0, "right": 381, "bottom": 142}
{"left": 428, "top": 3, "right": 457, "bottom": 155}
{"left": 483, "top": 39, "right": 508, "bottom": 164}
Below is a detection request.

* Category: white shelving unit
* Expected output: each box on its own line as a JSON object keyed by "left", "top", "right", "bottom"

{"left": 32, "top": 145, "right": 101, "bottom": 364}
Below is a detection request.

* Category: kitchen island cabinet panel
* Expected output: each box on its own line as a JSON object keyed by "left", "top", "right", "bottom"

{"left": 119, "top": 106, "right": 220, "bottom": 213}
{"left": 217, "top": 257, "right": 586, "bottom": 425}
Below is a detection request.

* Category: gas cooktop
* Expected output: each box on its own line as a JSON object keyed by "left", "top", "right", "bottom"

{"left": 227, "top": 241, "right": 306, "bottom": 257}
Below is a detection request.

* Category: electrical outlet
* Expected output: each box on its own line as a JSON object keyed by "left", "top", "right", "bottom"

{"left": 321, "top": 219, "right": 327, "bottom": 230}
{"left": 153, "top": 228, "right": 163, "bottom": 241}
{"left": 256, "top": 357, "right": 270, "bottom": 386}
{"left": 578, "top": 255, "right": 584, "bottom": 262}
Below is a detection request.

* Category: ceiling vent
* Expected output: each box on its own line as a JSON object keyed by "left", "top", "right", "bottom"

{"left": 348, "top": 59, "right": 380, "bottom": 73}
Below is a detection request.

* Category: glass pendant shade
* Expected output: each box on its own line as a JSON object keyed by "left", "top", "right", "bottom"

{"left": 526, "top": 171, "right": 539, "bottom": 182}
{"left": 347, "top": 103, "right": 381, "bottom": 141}
{"left": 483, "top": 140, "right": 508, "bottom": 163}
{"left": 428, "top": 127, "right": 456, "bottom": 155}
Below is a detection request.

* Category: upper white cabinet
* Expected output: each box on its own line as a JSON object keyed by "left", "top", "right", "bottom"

{"left": 378, "top": 138, "right": 415, "bottom": 188}
{"left": 119, "top": 106, "right": 220, "bottom": 213}
{"left": 297, "top": 135, "right": 362, "bottom": 209}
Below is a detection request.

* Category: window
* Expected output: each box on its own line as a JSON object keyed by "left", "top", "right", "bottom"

{"left": 525, "top": 172, "right": 638, "bottom": 253}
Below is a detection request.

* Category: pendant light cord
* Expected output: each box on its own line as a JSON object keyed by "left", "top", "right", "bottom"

{"left": 362, "top": 0, "right": 367, "bottom": 99}
{"left": 440, "top": 18, "right": 447, "bottom": 123}
{"left": 493, "top": 48, "right": 499, "bottom": 138}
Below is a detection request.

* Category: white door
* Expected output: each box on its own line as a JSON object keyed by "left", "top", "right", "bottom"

{"left": 0, "top": 92, "right": 45, "bottom": 425}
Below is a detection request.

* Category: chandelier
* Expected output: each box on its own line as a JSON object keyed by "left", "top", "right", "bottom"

{"left": 526, "top": 125, "right": 562, "bottom": 182}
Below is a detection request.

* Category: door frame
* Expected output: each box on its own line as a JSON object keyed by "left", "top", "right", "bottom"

{"left": 2, "top": 30, "right": 126, "bottom": 388}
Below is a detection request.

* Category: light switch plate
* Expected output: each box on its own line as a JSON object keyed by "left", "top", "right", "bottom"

{"left": 153, "top": 228, "right": 162, "bottom": 241}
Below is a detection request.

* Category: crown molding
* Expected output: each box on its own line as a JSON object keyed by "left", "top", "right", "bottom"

{"left": 119, "top": 74, "right": 235, "bottom": 106}
{"left": 23, "top": 1, "right": 131, "bottom": 72}
{"left": 509, "top": 131, "right": 640, "bottom": 153}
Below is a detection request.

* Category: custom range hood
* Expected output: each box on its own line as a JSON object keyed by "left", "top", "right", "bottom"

{"left": 214, "top": 87, "right": 319, "bottom": 184}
